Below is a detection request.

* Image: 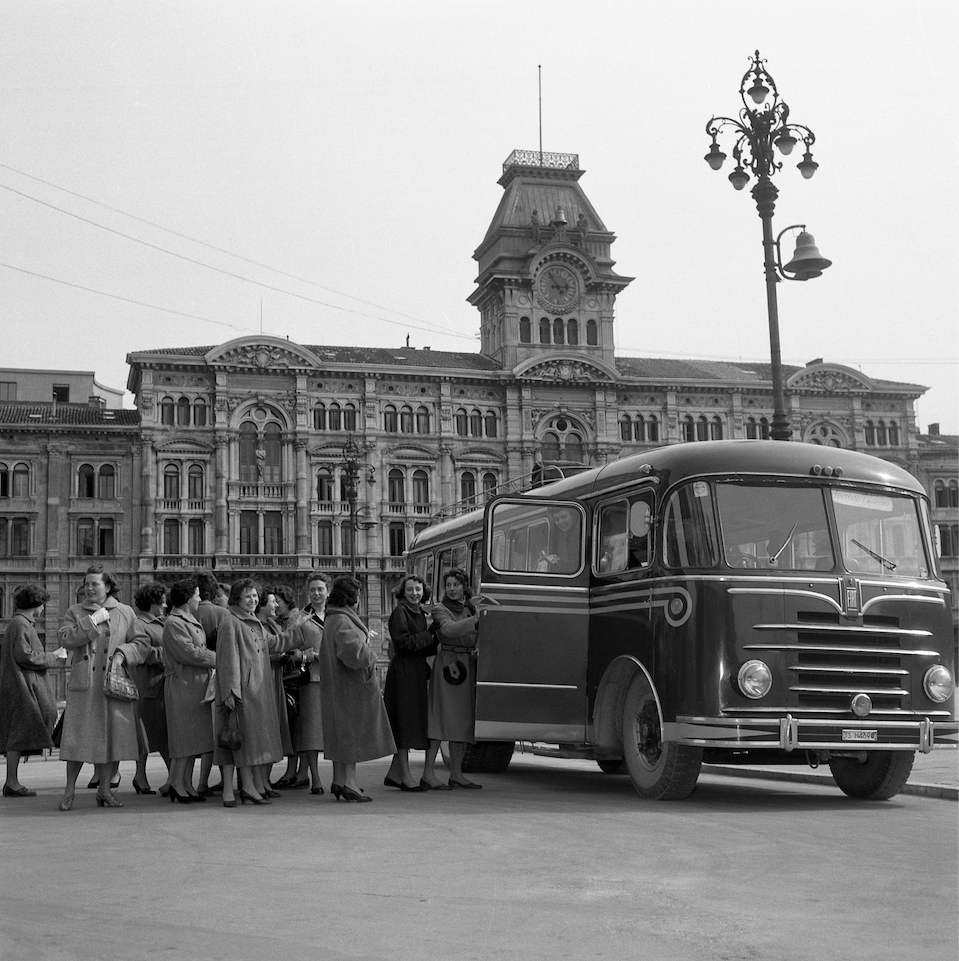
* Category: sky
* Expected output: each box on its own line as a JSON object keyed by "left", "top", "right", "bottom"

{"left": 1, "top": 1, "right": 957, "bottom": 433}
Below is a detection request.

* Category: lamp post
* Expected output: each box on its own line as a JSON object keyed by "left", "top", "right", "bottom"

{"left": 340, "top": 434, "right": 376, "bottom": 577}
{"left": 706, "top": 51, "right": 831, "bottom": 441}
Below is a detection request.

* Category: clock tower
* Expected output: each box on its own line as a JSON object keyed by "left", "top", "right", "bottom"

{"left": 468, "top": 150, "right": 633, "bottom": 374}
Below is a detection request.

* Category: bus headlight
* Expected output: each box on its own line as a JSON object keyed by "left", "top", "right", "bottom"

{"left": 737, "top": 660, "right": 773, "bottom": 699}
{"left": 924, "top": 665, "right": 955, "bottom": 703}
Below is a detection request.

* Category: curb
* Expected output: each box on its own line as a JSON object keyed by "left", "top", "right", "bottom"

{"left": 707, "top": 765, "right": 958, "bottom": 801}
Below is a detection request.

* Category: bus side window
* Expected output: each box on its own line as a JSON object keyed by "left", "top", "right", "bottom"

{"left": 469, "top": 539, "right": 482, "bottom": 590}
{"left": 491, "top": 530, "right": 506, "bottom": 569}
{"left": 664, "top": 483, "right": 721, "bottom": 568}
{"left": 597, "top": 494, "right": 653, "bottom": 574}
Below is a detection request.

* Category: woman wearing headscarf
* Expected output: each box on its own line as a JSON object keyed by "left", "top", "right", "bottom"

{"left": 57, "top": 565, "right": 152, "bottom": 811}
{"left": 319, "top": 575, "right": 395, "bottom": 802}
{"left": 0, "top": 584, "right": 66, "bottom": 797}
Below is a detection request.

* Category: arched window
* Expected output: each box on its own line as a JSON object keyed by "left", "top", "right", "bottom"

{"left": 188, "top": 519, "right": 205, "bottom": 555}
{"left": 263, "top": 423, "right": 282, "bottom": 482}
{"left": 634, "top": 416, "right": 646, "bottom": 443}
{"left": 647, "top": 415, "right": 659, "bottom": 442}
{"left": 343, "top": 404, "right": 357, "bottom": 432}
{"left": 412, "top": 470, "right": 430, "bottom": 512}
{"left": 696, "top": 416, "right": 709, "bottom": 442}
{"left": 317, "top": 469, "right": 334, "bottom": 503}
{"left": 682, "top": 416, "right": 695, "bottom": 443}
{"left": 12, "top": 463, "right": 30, "bottom": 497}
{"left": 539, "top": 318, "right": 550, "bottom": 344}
{"left": 746, "top": 417, "right": 758, "bottom": 439}
{"left": 520, "top": 317, "right": 532, "bottom": 343}
{"left": 78, "top": 463, "right": 96, "bottom": 497}
{"left": 586, "top": 319, "right": 598, "bottom": 346}
{"left": 542, "top": 432, "right": 561, "bottom": 461}
{"left": 552, "top": 318, "right": 564, "bottom": 345}
{"left": 0, "top": 463, "right": 7, "bottom": 498}
{"left": 455, "top": 409, "right": 468, "bottom": 436}
{"left": 193, "top": 399, "right": 207, "bottom": 427}
{"left": 176, "top": 397, "right": 191, "bottom": 427}
{"left": 97, "top": 464, "right": 115, "bottom": 499}
{"left": 416, "top": 406, "right": 431, "bottom": 434}
{"left": 163, "top": 518, "right": 180, "bottom": 555}
{"left": 565, "top": 433, "right": 584, "bottom": 463}
{"left": 935, "top": 481, "right": 948, "bottom": 508}
{"left": 314, "top": 404, "right": 327, "bottom": 430}
{"left": 710, "top": 416, "right": 723, "bottom": 441}
{"left": 328, "top": 403, "right": 342, "bottom": 432}
{"left": 950, "top": 481, "right": 959, "bottom": 509}
{"left": 77, "top": 518, "right": 94, "bottom": 556}
{"left": 188, "top": 465, "right": 204, "bottom": 500}
{"left": 759, "top": 417, "right": 770, "bottom": 440}
{"left": 567, "top": 319, "right": 579, "bottom": 345}
{"left": 876, "top": 420, "right": 887, "bottom": 446}
{"left": 482, "top": 472, "right": 498, "bottom": 498}
{"left": 620, "top": 416, "right": 632, "bottom": 442}
{"left": 238, "top": 423, "right": 258, "bottom": 483}
{"left": 484, "top": 411, "right": 498, "bottom": 438}
{"left": 383, "top": 405, "right": 398, "bottom": 433}
{"left": 469, "top": 410, "right": 482, "bottom": 437}
{"left": 388, "top": 468, "right": 405, "bottom": 508}
{"left": 461, "top": 471, "right": 477, "bottom": 506}
{"left": 163, "top": 464, "right": 180, "bottom": 500}
{"left": 400, "top": 406, "right": 414, "bottom": 433}
{"left": 887, "top": 420, "right": 899, "bottom": 446}
{"left": 864, "top": 420, "right": 876, "bottom": 446}
{"left": 160, "top": 397, "right": 175, "bottom": 426}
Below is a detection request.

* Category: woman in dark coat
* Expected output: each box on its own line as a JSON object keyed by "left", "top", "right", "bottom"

{"left": 132, "top": 581, "right": 169, "bottom": 795}
{"left": 256, "top": 587, "right": 293, "bottom": 795}
{"left": 162, "top": 576, "right": 216, "bottom": 803}
{"left": 383, "top": 575, "right": 434, "bottom": 792}
{"left": 0, "top": 584, "right": 66, "bottom": 797}
{"left": 193, "top": 571, "right": 229, "bottom": 795}
{"left": 213, "top": 578, "right": 311, "bottom": 807}
{"left": 319, "top": 575, "right": 395, "bottom": 802}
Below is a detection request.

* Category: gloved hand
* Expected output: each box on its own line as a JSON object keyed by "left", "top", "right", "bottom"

{"left": 90, "top": 607, "right": 111, "bottom": 626}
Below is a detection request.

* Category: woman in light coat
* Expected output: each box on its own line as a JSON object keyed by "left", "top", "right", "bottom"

{"left": 0, "top": 584, "right": 66, "bottom": 797}
{"left": 58, "top": 565, "right": 152, "bottom": 811}
{"left": 213, "top": 578, "right": 312, "bottom": 807}
{"left": 162, "top": 576, "right": 216, "bottom": 804}
{"left": 319, "top": 575, "right": 395, "bottom": 802}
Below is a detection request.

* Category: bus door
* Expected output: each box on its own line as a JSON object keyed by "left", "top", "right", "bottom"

{"left": 475, "top": 498, "right": 591, "bottom": 743}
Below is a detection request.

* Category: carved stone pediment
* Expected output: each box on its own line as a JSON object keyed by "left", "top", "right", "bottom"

{"left": 788, "top": 365, "right": 874, "bottom": 394}
{"left": 206, "top": 337, "right": 319, "bottom": 371}
{"left": 155, "top": 439, "right": 214, "bottom": 455}
{"left": 521, "top": 359, "right": 609, "bottom": 383}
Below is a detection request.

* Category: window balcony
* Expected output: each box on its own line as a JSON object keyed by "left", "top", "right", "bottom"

{"left": 228, "top": 481, "right": 292, "bottom": 501}
{"left": 155, "top": 554, "right": 215, "bottom": 570}
{"left": 223, "top": 554, "right": 300, "bottom": 569}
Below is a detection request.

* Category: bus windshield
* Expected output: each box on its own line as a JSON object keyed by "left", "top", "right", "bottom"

{"left": 831, "top": 489, "right": 929, "bottom": 578}
{"left": 715, "top": 482, "right": 833, "bottom": 571}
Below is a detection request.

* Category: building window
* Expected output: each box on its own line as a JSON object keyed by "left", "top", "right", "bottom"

{"left": 52, "top": 384, "right": 70, "bottom": 402}
{"left": 620, "top": 417, "right": 631, "bottom": 442}
{"left": 876, "top": 420, "right": 888, "bottom": 446}
{"left": 97, "top": 464, "right": 115, "bottom": 500}
{"left": 461, "top": 471, "right": 476, "bottom": 507}
{"left": 951, "top": 481, "right": 959, "bottom": 509}
{"left": 647, "top": 415, "right": 659, "bottom": 442}
{"left": 455, "top": 409, "right": 468, "bottom": 436}
{"left": 864, "top": 420, "right": 876, "bottom": 446}
{"left": 239, "top": 511, "right": 257, "bottom": 554}
{"left": 163, "top": 465, "right": 180, "bottom": 501}
{"left": 0, "top": 463, "right": 7, "bottom": 498}
{"left": 263, "top": 423, "right": 282, "bottom": 483}
{"left": 888, "top": 421, "right": 899, "bottom": 446}
{"left": 412, "top": 470, "right": 430, "bottom": 513}
{"left": 193, "top": 399, "right": 207, "bottom": 427}
{"left": 746, "top": 416, "right": 770, "bottom": 440}
{"left": 314, "top": 404, "right": 327, "bottom": 430}
{"left": 328, "top": 403, "right": 342, "bottom": 432}
{"left": 317, "top": 520, "right": 333, "bottom": 555}
{"left": 586, "top": 319, "right": 598, "bottom": 346}
{"left": 482, "top": 471, "right": 498, "bottom": 499}
{"left": 539, "top": 318, "right": 550, "bottom": 344}
{"left": 98, "top": 519, "right": 115, "bottom": 556}
{"left": 78, "top": 463, "right": 96, "bottom": 497}
{"left": 695, "top": 416, "right": 708, "bottom": 442}
{"left": 317, "top": 469, "right": 334, "bottom": 503}
{"left": 388, "top": 469, "right": 405, "bottom": 509}
{"left": 388, "top": 522, "right": 406, "bottom": 557}
{"left": 343, "top": 404, "right": 357, "bottom": 432}
{"left": 682, "top": 416, "right": 695, "bottom": 443}
{"left": 176, "top": 397, "right": 191, "bottom": 426}
{"left": 188, "top": 519, "right": 205, "bottom": 555}
{"left": 484, "top": 411, "right": 498, "bottom": 438}
{"left": 567, "top": 319, "right": 579, "bottom": 345}
{"left": 938, "top": 524, "right": 958, "bottom": 558}
{"left": 188, "top": 465, "right": 204, "bottom": 500}
{"left": 416, "top": 407, "right": 431, "bottom": 434}
{"left": 12, "top": 463, "right": 30, "bottom": 497}
{"left": 469, "top": 410, "right": 482, "bottom": 437}
{"left": 163, "top": 518, "right": 180, "bottom": 555}
{"left": 160, "top": 398, "right": 175, "bottom": 425}
{"left": 264, "top": 512, "right": 283, "bottom": 554}
{"left": 710, "top": 416, "right": 723, "bottom": 441}
{"left": 77, "top": 518, "right": 95, "bottom": 556}
{"left": 542, "top": 432, "right": 561, "bottom": 461}
{"left": 552, "top": 318, "right": 564, "bottom": 345}
{"left": 342, "top": 523, "right": 355, "bottom": 560}
{"left": 0, "top": 382, "right": 16, "bottom": 401}
{"left": 239, "top": 423, "right": 258, "bottom": 483}
{"left": 9, "top": 518, "right": 28, "bottom": 556}
{"left": 400, "top": 406, "right": 414, "bottom": 434}
{"left": 520, "top": 317, "right": 531, "bottom": 343}
{"left": 383, "top": 405, "right": 398, "bottom": 433}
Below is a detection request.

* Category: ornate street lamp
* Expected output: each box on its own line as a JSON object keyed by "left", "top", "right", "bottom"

{"left": 340, "top": 434, "right": 376, "bottom": 576}
{"left": 706, "top": 51, "right": 831, "bottom": 440}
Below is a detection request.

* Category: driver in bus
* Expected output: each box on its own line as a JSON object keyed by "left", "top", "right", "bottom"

{"left": 538, "top": 508, "right": 578, "bottom": 572}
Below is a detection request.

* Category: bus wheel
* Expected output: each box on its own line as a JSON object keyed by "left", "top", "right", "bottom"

{"left": 828, "top": 751, "right": 915, "bottom": 800}
{"left": 596, "top": 759, "right": 626, "bottom": 774}
{"left": 622, "top": 675, "right": 702, "bottom": 800}
{"left": 440, "top": 740, "right": 515, "bottom": 773}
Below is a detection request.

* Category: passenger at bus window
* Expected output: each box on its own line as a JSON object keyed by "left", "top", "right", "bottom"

{"left": 599, "top": 533, "right": 627, "bottom": 573}
{"left": 627, "top": 501, "right": 652, "bottom": 568}
{"left": 539, "top": 508, "right": 578, "bottom": 572}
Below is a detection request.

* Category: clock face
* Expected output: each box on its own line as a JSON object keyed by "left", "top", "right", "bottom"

{"left": 537, "top": 265, "right": 579, "bottom": 311}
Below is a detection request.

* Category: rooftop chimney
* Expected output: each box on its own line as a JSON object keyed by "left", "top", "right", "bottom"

{"left": 928, "top": 422, "right": 940, "bottom": 436}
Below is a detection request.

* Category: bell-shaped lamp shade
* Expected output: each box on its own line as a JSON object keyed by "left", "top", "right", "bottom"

{"left": 782, "top": 231, "right": 832, "bottom": 279}
{"left": 728, "top": 166, "right": 750, "bottom": 191}
{"left": 704, "top": 142, "right": 727, "bottom": 170}
{"left": 747, "top": 80, "right": 769, "bottom": 105}
{"left": 774, "top": 131, "right": 797, "bottom": 156}
{"left": 797, "top": 150, "right": 819, "bottom": 179}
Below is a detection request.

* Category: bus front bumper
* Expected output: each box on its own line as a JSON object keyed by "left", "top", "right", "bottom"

{"left": 665, "top": 715, "right": 959, "bottom": 753}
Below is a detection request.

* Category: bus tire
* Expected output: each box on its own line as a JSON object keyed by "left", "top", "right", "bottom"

{"left": 597, "top": 759, "right": 626, "bottom": 774}
{"left": 440, "top": 740, "right": 515, "bottom": 773}
{"left": 828, "top": 751, "right": 915, "bottom": 800}
{"left": 621, "top": 675, "right": 702, "bottom": 800}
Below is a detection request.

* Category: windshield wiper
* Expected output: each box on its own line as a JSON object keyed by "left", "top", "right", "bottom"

{"left": 851, "top": 538, "right": 897, "bottom": 571}
{"left": 768, "top": 523, "right": 798, "bottom": 564}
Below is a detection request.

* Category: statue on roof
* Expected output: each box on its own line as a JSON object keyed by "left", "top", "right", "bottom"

{"left": 575, "top": 213, "right": 589, "bottom": 248}
{"left": 530, "top": 209, "right": 541, "bottom": 244}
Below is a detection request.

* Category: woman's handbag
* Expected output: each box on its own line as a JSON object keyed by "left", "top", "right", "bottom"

{"left": 103, "top": 654, "right": 139, "bottom": 702}
{"left": 281, "top": 653, "right": 310, "bottom": 688}
{"left": 216, "top": 704, "right": 242, "bottom": 751}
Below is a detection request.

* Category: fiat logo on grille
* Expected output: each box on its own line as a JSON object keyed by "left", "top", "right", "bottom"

{"left": 851, "top": 693, "right": 872, "bottom": 718}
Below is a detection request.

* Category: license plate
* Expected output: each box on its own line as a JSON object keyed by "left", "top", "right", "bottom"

{"left": 842, "top": 729, "right": 878, "bottom": 742}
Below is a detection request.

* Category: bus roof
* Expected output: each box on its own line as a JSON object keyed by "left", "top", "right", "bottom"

{"left": 410, "top": 441, "right": 925, "bottom": 551}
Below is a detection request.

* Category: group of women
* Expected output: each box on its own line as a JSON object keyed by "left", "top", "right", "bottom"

{"left": 0, "top": 563, "right": 483, "bottom": 809}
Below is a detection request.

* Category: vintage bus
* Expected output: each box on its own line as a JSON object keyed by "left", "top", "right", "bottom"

{"left": 408, "top": 440, "right": 957, "bottom": 800}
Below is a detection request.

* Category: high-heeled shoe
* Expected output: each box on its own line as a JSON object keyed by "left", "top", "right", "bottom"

{"left": 222, "top": 797, "right": 237, "bottom": 809}
{"left": 168, "top": 787, "right": 192, "bottom": 805}
{"left": 132, "top": 781, "right": 156, "bottom": 795}
{"left": 238, "top": 789, "right": 270, "bottom": 806}
{"left": 158, "top": 785, "right": 171, "bottom": 798}
{"left": 273, "top": 775, "right": 297, "bottom": 789}
{"left": 330, "top": 783, "right": 343, "bottom": 800}
{"left": 96, "top": 792, "right": 123, "bottom": 808}
{"left": 3, "top": 784, "right": 36, "bottom": 797}
{"left": 337, "top": 785, "right": 372, "bottom": 803}
{"left": 89, "top": 775, "right": 122, "bottom": 790}
{"left": 186, "top": 792, "right": 207, "bottom": 803}
{"left": 262, "top": 787, "right": 281, "bottom": 799}
{"left": 58, "top": 795, "right": 75, "bottom": 812}
{"left": 311, "top": 784, "right": 325, "bottom": 796}
{"left": 383, "top": 776, "right": 402, "bottom": 789}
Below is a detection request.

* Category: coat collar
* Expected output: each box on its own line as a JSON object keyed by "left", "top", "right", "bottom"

{"left": 80, "top": 596, "right": 119, "bottom": 614}
{"left": 170, "top": 608, "right": 201, "bottom": 627}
